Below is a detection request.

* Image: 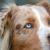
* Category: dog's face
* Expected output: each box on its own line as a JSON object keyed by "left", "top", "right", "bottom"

{"left": 12, "top": 6, "right": 39, "bottom": 40}
{"left": 0, "top": 2, "right": 50, "bottom": 50}
{"left": 9, "top": 6, "right": 41, "bottom": 50}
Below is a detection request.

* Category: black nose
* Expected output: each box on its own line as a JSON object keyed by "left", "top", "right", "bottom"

{"left": 47, "top": 35, "right": 50, "bottom": 41}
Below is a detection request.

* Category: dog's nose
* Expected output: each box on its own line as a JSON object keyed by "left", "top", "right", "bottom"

{"left": 47, "top": 34, "right": 50, "bottom": 44}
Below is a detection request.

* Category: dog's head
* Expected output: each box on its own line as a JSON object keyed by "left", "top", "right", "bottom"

{"left": 0, "top": 2, "right": 50, "bottom": 50}
{"left": 3, "top": 5, "right": 41, "bottom": 50}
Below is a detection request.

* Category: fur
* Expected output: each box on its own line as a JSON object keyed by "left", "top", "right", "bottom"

{"left": 0, "top": 1, "right": 50, "bottom": 50}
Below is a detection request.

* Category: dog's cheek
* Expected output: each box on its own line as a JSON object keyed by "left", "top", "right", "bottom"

{"left": 10, "top": 29, "right": 41, "bottom": 50}
{"left": 12, "top": 30, "right": 32, "bottom": 41}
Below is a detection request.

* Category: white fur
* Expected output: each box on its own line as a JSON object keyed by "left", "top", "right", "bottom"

{"left": 32, "top": 6, "right": 50, "bottom": 50}
{"left": 1, "top": 30, "right": 10, "bottom": 50}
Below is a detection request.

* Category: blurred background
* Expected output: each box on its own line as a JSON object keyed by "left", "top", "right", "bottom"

{"left": 0, "top": 0, "right": 50, "bottom": 7}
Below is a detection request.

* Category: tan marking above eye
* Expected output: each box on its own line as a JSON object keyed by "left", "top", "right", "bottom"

{"left": 27, "top": 16, "right": 35, "bottom": 22}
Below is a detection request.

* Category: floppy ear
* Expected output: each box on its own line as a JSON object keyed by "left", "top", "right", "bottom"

{"left": 4, "top": 5, "right": 17, "bottom": 28}
{"left": 40, "top": 2, "right": 50, "bottom": 14}
{"left": 1, "top": 4, "right": 17, "bottom": 37}
{"left": 0, "top": 4, "right": 17, "bottom": 50}
{"left": 37, "top": 1, "right": 50, "bottom": 14}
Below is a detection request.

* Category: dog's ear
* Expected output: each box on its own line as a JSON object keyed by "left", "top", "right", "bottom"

{"left": 3, "top": 4, "right": 17, "bottom": 27}
{"left": 37, "top": 1, "right": 50, "bottom": 14}
{"left": 0, "top": 4, "right": 17, "bottom": 37}
{"left": 40, "top": 2, "right": 50, "bottom": 14}
{"left": 4, "top": 4, "right": 17, "bottom": 22}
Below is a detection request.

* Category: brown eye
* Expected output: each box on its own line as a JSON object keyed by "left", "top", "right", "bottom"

{"left": 24, "top": 23, "right": 33, "bottom": 29}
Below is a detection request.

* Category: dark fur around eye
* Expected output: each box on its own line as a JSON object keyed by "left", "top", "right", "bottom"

{"left": 16, "top": 24, "right": 21, "bottom": 29}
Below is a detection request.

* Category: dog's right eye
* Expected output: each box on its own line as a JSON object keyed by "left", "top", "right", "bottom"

{"left": 23, "top": 23, "right": 33, "bottom": 29}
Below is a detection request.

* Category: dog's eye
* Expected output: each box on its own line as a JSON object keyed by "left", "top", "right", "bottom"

{"left": 48, "top": 20, "right": 50, "bottom": 25}
{"left": 24, "top": 23, "right": 33, "bottom": 29}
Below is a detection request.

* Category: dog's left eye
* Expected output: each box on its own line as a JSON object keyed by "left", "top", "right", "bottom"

{"left": 23, "top": 23, "right": 33, "bottom": 29}
{"left": 48, "top": 20, "right": 50, "bottom": 25}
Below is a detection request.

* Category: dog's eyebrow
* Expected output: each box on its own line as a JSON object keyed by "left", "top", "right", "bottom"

{"left": 26, "top": 16, "right": 35, "bottom": 22}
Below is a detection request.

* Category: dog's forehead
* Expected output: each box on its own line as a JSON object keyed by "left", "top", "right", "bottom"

{"left": 13, "top": 6, "right": 38, "bottom": 26}
{"left": 17, "top": 6, "right": 49, "bottom": 21}
{"left": 13, "top": 5, "right": 50, "bottom": 28}
{"left": 16, "top": 6, "right": 35, "bottom": 19}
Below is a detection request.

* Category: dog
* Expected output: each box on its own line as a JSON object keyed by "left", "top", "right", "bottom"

{"left": 0, "top": 1, "right": 50, "bottom": 50}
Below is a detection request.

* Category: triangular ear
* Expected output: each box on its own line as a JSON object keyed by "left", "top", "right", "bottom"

{"left": 37, "top": 1, "right": 50, "bottom": 14}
